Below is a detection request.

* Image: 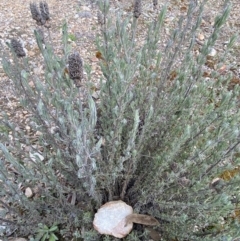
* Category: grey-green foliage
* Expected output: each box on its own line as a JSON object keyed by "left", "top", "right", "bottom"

{"left": 95, "top": 0, "right": 240, "bottom": 240}
{"left": 0, "top": 0, "right": 240, "bottom": 240}
{"left": 0, "top": 22, "right": 99, "bottom": 237}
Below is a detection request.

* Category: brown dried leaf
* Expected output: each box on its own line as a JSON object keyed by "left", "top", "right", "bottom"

{"left": 146, "top": 227, "right": 161, "bottom": 241}
{"left": 218, "top": 166, "right": 240, "bottom": 181}
{"left": 169, "top": 70, "right": 177, "bottom": 81}
{"left": 125, "top": 213, "right": 160, "bottom": 226}
{"left": 228, "top": 76, "right": 240, "bottom": 91}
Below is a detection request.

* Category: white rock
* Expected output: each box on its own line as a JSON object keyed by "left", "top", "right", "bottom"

{"left": 208, "top": 48, "right": 217, "bottom": 57}
{"left": 25, "top": 187, "right": 33, "bottom": 198}
{"left": 93, "top": 200, "right": 133, "bottom": 238}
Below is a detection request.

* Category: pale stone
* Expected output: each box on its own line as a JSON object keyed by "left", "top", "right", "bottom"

{"left": 25, "top": 187, "right": 33, "bottom": 198}
{"left": 93, "top": 200, "right": 133, "bottom": 238}
{"left": 208, "top": 48, "right": 217, "bottom": 57}
{"left": 71, "top": 41, "right": 77, "bottom": 47}
{"left": 25, "top": 126, "right": 30, "bottom": 131}
{"left": 198, "top": 33, "right": 205, "bottom": 41}
{"left": 29, "top": 81, "right": 35, "bottom": 88}
{"left": 36, "top": 131, "right": 42, "bottom": 136}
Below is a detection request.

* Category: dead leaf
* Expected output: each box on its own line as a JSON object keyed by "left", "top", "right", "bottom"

{"left": 228, "top": 76, "right": 240, "bottom": 90}
{"left": 169, "top": 70, "right": 177, "bottom": 81}
{"left": 219, "top": 166, "right": 240, "bottom": 181}
{"left": 233, "top": 207, "right": 240, "bottom": 221}
{"left": 125, "top": 213, "right": 160, "bottom": 226}
{"left": 96, "top": 51, "right": 105, "bottom": 60}
{"left": 205, "top": 56, "right": 216, "bottom": 69}
{"left": 63, "top": 67, "right": 69, "bottom": 79}
{"left": 146, "top": 227, "right": 161, "bottom": 241}
{"left": 180, "top": 6, "right": 187, "bottom": 12}
{"left": 203, "top": 71, "right": 211, "bottom": 77}
{"left": 218, "top": 65, "right": 227, "bottom": 75}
